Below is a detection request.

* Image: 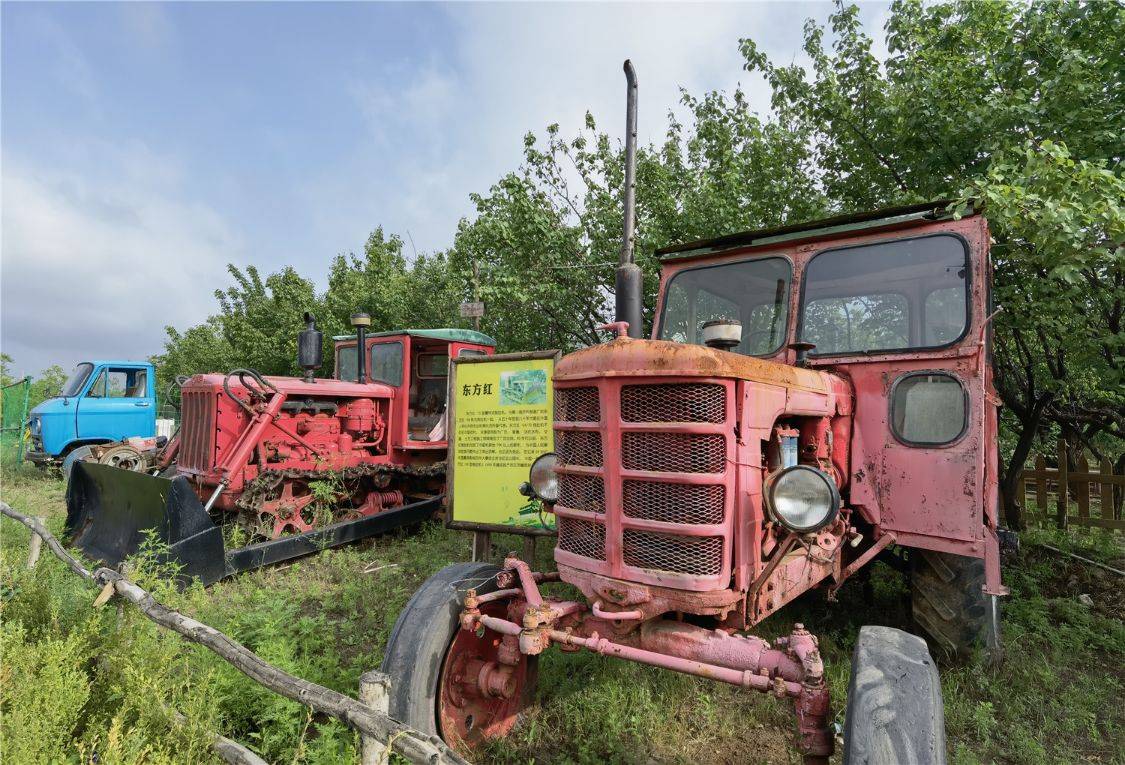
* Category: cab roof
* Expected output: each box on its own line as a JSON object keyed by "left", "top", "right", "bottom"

{"left": 656, "top": 200, "right": 968, "bottom": 261}
{"left": 332, "top": 328, "right": 497, "bottom": 346}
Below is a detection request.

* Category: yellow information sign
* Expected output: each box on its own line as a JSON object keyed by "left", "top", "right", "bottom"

{"left": 449, "top": 351, "right": 558, "bottom": 532}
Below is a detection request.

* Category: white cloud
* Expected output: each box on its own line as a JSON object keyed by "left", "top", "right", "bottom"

{"left": 314, "top": 2, "right": 884, "bottom": 259}
{"left": 0, "top": 146, "right": 243, "bottom": 376}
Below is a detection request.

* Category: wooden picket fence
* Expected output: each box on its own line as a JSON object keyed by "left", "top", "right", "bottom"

{"left": 1015, "top": 440, "right": 1125, "bottom": 532}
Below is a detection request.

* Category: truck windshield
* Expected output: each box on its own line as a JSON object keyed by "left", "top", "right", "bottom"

{"left": 337, "top": 342, "right": 404, "bottom": 386}
{"left": 60, "top": 363, "right": 94, "bottom": 398}
{"left": 799, "top": 235, "right": 968, "bottom": 355}
{"left": 658, "top": 257, "right": 791, "bottom": 355}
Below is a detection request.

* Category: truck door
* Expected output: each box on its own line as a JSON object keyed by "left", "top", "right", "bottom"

{"left": 76, "top": 365, "right": 155, "bottom": 440}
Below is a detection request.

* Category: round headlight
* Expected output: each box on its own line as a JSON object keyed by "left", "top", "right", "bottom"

{"left": 764, "top": 465, "right": 840, "bottom": 533}
{"left": 528, "top": 452, "right": 560, "bottom": 503}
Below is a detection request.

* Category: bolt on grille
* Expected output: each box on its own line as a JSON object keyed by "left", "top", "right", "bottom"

{"left": 557, "top": 516, "right": 606, "bottom": 561}
{"left": 621, "top": 432, "right": 725, "bottom": 473}
{"left": 555, "top": 386, "right": 601, "bottom": 422}
{"left": 556, "top": 430, "right": 604, "bottom": 467}
{"left": 557, "top": 473, "right": 606, "bottom": 514}
{"left": 622, "top": 481, "right": 724, "bottom": 525}
{"left": 621, "top": 383, "right": 725, "bottom": 423}
{"left": 622, "top": 530, "right": 724, "bottom": 576}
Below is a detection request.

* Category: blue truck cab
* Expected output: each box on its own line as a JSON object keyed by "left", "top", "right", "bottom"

{"left": 26, "top": 360, "right": 157, "bottom": 473}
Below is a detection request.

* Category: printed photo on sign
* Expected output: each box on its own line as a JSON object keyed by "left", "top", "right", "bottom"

{"left": 500, "top": 369, "right": 547, "bottom": 406}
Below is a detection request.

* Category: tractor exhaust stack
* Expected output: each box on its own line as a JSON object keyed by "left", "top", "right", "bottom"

{"left": 615, "top": 59, "right": 643, "bottom": 339}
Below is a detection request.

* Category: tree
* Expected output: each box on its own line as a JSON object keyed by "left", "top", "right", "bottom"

{"left": 448, "top": 91, "right": 824, "bottom": 351}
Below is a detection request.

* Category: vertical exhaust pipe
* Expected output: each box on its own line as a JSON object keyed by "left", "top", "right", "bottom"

{"left": 615, "top": 59, "right": 643, "bottom": 340}
{"left": 351, "top": 312, "right": 371, "bottom": 384}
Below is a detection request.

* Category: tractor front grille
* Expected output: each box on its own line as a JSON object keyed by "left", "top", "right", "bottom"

{"left": 557, "top": 516, "right": 607, "bottom": 561}
{"left": 553, "top": 378, "right": 734, "bottom": 591}
{"left": 178, "top": 389, "right": 217, "bottom": 472}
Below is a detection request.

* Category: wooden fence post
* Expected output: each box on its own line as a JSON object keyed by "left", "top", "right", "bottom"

{"left": 359, "top": 670, "right": 392, "bottom": 765}
{"left": 471, "top": 531, "right": 491, "bottom": 562}
{"left": 1035, "top": 454, "right": 1047, "bottom": 521}
{"left": 26, "top": 517, "right": 45, "bottom": 569}
{"left": 1101, "top": 458, "right": 1116, "bottom": 522}
{"left": 1056, "top": 439, "right": 1069, "bottom": 530}
{"left": 1076, "top": 452, "right": 1090, "bottom": 530}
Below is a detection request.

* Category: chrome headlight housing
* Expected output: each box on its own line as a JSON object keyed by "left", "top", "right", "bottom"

{"left": 527, "top": 452, "right": 560, "bottom": 503}
{"left": 764, "top": 465, "right": 840, "bottom": 533}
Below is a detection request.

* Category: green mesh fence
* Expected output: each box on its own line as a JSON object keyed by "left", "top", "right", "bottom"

{"left": 1, "top": 377, "right": 32, "bottom": 463}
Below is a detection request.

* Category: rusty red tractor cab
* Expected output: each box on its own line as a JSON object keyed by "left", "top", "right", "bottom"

{"left": 383, "top": 200, "right": 1005, "bottom": 763}
{"left": 65, "top": 315, "right": 495, "bottom": 585}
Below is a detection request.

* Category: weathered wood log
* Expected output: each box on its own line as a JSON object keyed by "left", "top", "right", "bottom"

{"left": 169, "top": 710, "right": 268, "bottom": 765}
{"left": 1, "top": 502, "right": 93, "bottom": 581}
{"left": 26, "top": 516, "right": 45, "bottom": 569}
{"left": 359, "top": 670, "right": 392, "bottom": 765}
{"left": 0, "top": 501, "right": 470, "bottom": 765}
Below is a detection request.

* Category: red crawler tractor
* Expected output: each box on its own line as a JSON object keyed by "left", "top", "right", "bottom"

{"left": 382, "top": 63, "right": 1005, "bottom": 763}
{"left": 66, "top": 314, "right": 494, "bottom": 584}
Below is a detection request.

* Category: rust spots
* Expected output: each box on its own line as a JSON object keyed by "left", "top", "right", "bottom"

{"left": 556, "top": 338, "right": 833, "bottom": 393}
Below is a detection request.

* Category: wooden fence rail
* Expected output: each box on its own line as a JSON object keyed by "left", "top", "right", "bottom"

{"left": 0, "top": 502, "right": 470, "bottom": 765}
{"left": 1014, "top": 440, "right": 1125, "bottom": 532}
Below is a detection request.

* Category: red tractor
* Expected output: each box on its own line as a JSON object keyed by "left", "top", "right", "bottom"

{"left": 381, "top": 64, "right": 1005, "bottom": 763}
{"left": 65, "top": 314, "right": 495, "bottom": 584}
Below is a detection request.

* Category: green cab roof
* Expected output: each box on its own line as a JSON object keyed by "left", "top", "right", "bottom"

{"left": 333, "top": 328, "right": 497, "bottom": 347}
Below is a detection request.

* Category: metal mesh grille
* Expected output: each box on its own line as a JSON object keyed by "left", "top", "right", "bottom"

{"left": 557, "top": 473, "right": 606, "bottom": 514}
{"left": 622, "top": 481, "right": 724, "bottom": 525}
{"left": 621, "top": 432, "right": 725, "bottom": 473}
{"left": 556, "top": 430, "right": 603, "bottom": 467}
{"left": 557, "top": 517, "right": 606, "bottom": 561}
{"left": 621, "top": 383, "right": 725, "bottom": 423}
{"left": 179, "top": 390, "right": 216, "bottom": 471}
{"left": 622, "top": 530, "right": 724, "bottom": 576}
{"left": 555, "top": 387, "right": 601, "bottom": 422}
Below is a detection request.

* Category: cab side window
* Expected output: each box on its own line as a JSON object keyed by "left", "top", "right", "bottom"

{"left": 891, "top": 372, "right": 967, "bottom": 446}
{"left": 86, "top": 368, "right": 144, "bottom": 398}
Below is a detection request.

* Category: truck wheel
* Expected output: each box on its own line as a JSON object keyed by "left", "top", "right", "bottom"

{"left": 843, "top": 625, "right": 946, "bottom": 765}
{"left": 381, "top": 562, "right": 537, "bottom": 749}
{"left": 61, "top": 445, "right": 94, "bottom": 482}
{"left": 910, "top": 549, "right": 998, "bottom": 661}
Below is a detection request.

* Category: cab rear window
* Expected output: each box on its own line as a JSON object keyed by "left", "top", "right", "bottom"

{"left": 800, "top": 235, "right": 969, "bottom": 356}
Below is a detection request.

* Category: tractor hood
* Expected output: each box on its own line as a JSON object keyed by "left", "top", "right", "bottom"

{"left": 555, "top": 337, "right": 833, "bottom": 394}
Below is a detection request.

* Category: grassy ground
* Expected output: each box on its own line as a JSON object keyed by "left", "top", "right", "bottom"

{"left": 2, "top": 461, "right": 1123, "bottom": 764}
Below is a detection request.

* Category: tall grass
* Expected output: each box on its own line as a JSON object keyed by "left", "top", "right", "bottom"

{"left": 2, "top": 461, "right": 1122, "bottom": 764}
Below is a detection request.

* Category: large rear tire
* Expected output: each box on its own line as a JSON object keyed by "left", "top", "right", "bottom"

{"left": 843, "top": 625, "right": 946, "bottom": 765}
{"left": 910, "top": 549, "right": 998, "bottom": 661}
{"left": 380, "top": 562, "right": 537, "bottom": 748}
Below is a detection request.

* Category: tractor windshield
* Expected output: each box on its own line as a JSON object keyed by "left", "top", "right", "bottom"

{"left": 60, "top": 362, "right": 94, "bottom": 398}
{"left": 799, "top": 234, "right": 968, "bottom": 356}
{"left": 658, "top": 257, "right": 791, "bottom": 356}
{"left": 337, "top": 342, "right": 405, "bottom": 386}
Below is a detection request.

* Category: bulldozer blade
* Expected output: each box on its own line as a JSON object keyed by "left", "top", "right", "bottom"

{"left": 66, "top": 462, "right": 227, "bottom": 585}
{"left": 66, "top": 461, "right": 443, "bottom": 586}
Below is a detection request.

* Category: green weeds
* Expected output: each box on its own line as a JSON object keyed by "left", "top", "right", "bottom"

{"left": 2, "top": 464, "right": 1122, "bottom": 763}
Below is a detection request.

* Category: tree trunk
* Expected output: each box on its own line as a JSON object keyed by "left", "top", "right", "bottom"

{"left": 999, "top": 393, "right": 1053, "bottom": 530}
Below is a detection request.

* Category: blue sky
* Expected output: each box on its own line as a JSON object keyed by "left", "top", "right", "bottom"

{"left": 2, "top": 1, "right": 889, "bottom": 376}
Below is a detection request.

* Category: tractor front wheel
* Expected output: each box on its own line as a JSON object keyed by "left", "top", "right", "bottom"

{"left": 381, "top": 562, "right": 537, "bottom": 750}
{"left": 843, "top": 625, "right": 946, "bottom": 765}
{"left": 910, "top": 549, "right": 999, "bottom": 661}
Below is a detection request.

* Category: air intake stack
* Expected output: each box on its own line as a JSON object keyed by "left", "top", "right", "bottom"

{"left": 615, "top": 60, "right": 643, "bottom": 340}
